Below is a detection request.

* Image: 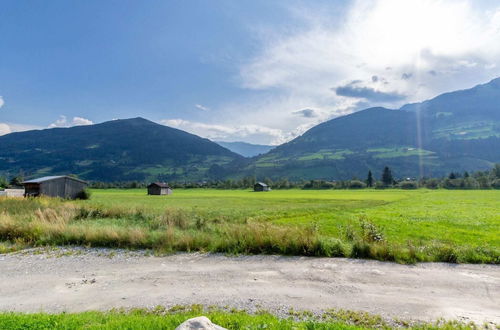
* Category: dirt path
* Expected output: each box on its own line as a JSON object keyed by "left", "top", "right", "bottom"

{"left": 0, "top": 249, "right": 498, "bottom": 324}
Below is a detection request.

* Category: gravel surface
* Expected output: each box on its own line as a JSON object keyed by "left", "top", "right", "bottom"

{"left": 0, "top": 248, "right": 498, "bottom": 325}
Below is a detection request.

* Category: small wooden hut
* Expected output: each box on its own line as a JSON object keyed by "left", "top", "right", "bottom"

{"left": 147, "top": 182, "right": 173, "bottom": 195}
{"left": 254, "top": 182, "right": 271, "bottom": 192}
{"left": 22, "top": 176, "right": 87, "bottom": 199}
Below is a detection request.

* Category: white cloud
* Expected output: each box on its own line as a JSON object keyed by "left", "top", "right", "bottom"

{"left": 228, "top": 0, "right": 500, "bottom": 143}
{"left": 49, "top": 115, "right": 68, "bottom": 128}
{"left": 72, "top": 117, "right": 94, "bottom": 126}
{"left": 0, "top": 123, "right": 11, "bottom": 136}
{"left": 49, "top": 115, "right": 93, "bottom": 128}
{"left": 0, "top": 96, "right": 7, "bottom": 135}
{"left": 0, "top": 122, "right": 42, "bottom": 136}
{"left": 195, "top": 104, "right": 210, "bottom": 111}
{"left": 160, "top": 118, "right": 308, "bottom": 145}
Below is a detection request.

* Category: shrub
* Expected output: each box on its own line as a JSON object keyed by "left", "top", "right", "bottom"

{"left": 75, "top": 189, "right": 91, "bottom": 200}
{"left": 359, "top": 218, "right": 384, "bottom": 242}
{"left": 442, "top": 178, "right": 462, "bottom": 189}
{"left": 423, "top": 178, "right": 440, "bottom": 189}
{"left": 302, "top": 180, "right": 334, "bottom": 190}
{"left": 350, "top": 241, "right": 371, "bottom": 258}
{"left": 462, "top": 177, "right": 480, "bottom": 189}
{"left": 398, "top": 181, "right": 418, "bottom": 189}
{"left": 348, "top": 180, "right": 366, "bottom": 189}
{"left": 0, "top": 177, "right": 7, "bottom": 189}
{"left": 491, "top": 179, "right": 500, "bottom": 189}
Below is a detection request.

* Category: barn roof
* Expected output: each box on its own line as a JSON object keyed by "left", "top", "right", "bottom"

{"left": 255, "top": 182, "right": 268, "bottom": 187}
{"left": 148, "top": 182, "right": 171, "bottom": 188}
{"left": 23, "top": 176, "right": 87, "bottom": 184}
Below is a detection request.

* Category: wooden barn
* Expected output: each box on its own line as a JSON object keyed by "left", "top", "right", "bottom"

{"left": 254, "top": 182, "right": 271, "bottom": 192}
{"left": 22, "top": 176, "right": 87, "bottom": 199}
{"left": 147, "top": 182, "right": 173, "bottom": 195}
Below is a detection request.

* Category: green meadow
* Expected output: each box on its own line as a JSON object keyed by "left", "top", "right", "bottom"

{"left": 1, "top": 189, "right": 499, "bottom": 263}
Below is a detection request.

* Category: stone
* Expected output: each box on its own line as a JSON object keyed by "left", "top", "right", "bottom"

{"left": 175, "top": 316, "right": 227, "bottom": 330}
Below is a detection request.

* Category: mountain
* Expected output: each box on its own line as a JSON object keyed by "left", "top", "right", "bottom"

{"left": 246, "top": 78, "right": 500, "bottom": 180}
{"left": 2, "top": 78, "right": 499, "bottom": 183}
{"left": 215, "top": 141, "right": 274, "bottom": 157}
{"left": 0, "top": 117, "right": 243, "bottom": 181}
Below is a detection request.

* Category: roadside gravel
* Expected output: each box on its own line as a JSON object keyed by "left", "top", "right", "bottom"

{"left": 0, "top": 248, "right": 498, "bottom": 325}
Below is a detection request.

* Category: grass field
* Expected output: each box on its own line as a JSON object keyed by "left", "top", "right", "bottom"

{"left": 0, "top": 189, "right": 499, "bottom": 263}
{"left": 0, "top": 306, "right": 478, "bottom": 330}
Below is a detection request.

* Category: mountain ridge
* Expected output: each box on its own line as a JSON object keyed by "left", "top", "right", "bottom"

{"left": 1, "top": 78, "right": 499, "bottom": 181}
{"left": 244, "top": 78, "right": 500, "bottom": 180}
{"left": 215, "top": 141, "right": 274, "bottom": 158}
{"left": 0, "top": 117, "right": 243, "bottom": 181}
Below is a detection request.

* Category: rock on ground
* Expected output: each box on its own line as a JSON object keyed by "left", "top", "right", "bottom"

{"left": 175, "top": 316, "right": 227, "bottom": 330}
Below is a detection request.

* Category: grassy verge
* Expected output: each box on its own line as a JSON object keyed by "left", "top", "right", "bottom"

{"left": 0, "top": 306, "right": 482, "bottom": 330}
{"left": 0, "top": 189, "right": 498, "bottom": 264}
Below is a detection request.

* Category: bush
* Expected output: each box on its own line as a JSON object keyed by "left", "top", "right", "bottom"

{"left": 0, "top": 177, "right": 7, "bottom": 189}
{"left": 374, "top": 181, "right": 386, "bottom": 189}
{"left": 75, "top": 189, "right": 91, "bottom": 200}
{"left": 398, "top": 181, "right": 418, "bottom": 189}
{"left": 302, "top": 180, "right": 334, "bottom": 189}
{"left": 492, "top": 179, "right": 500, "bottom": 189}
{"left": 462, "top": 177, "right": 480, "bottom": 189}
{"left": 348, "top": 180, "right": 366, "bottom": 189}
{"left": 442, "top": 178, "right": 462, "bottom": 189}
{"left": 423, "top": 178, "right": 440, "bottom": 189}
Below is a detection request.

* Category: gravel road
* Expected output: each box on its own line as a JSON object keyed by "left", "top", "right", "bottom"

{"left": 0, "top": 248, "right": 498, "bottom": 324}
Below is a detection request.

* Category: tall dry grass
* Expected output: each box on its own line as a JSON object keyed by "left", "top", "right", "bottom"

{"left": 0, "top": 197, "right": 498, "bottom": 263}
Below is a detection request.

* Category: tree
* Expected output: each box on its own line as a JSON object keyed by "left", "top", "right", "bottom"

{"left": 448, "top": 172, "right": 457, "bottom": 179}
{"left": 463, "top": 171, "right": 469, "bottom": 178}
{"left": 366, "top": 170, "right": 374, "bottom": 187}
{"left": 381, "top": 166, "right": 393, "bottom": 186}
{"left": 263, "top": 177, "right": 273, "bottom": 187}
{"left": 0, "top": 176, "right": 7, "bottom": 189}
{"left": 492, "top": 164, "right": 500, "bottom": 179}
{"left": 348, "top": 180, "right": 366, "bottom": 189}
{"left": 9, "top": 174, "right": 24, "bottom": 187}
{"left": 242, "top": 176, "right": 256, "bottom": 188}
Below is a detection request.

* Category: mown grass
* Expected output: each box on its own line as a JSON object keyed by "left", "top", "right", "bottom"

{"left": 0, "top": 189, "right": 498, "bottom": 263}
{"left": 0, "top": 305, "right": 481, "bottom": 330}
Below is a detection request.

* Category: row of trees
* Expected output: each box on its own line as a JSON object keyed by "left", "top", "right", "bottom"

{"left": 2, "top": 164, "right": 500, "bottom": 190}
{"left": 86, "top": 164, "right": 500, "bottom": 190}
{"left": 364, "top": 164, "right": 500, "bottom": 189}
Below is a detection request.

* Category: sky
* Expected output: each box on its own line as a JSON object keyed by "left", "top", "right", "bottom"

{"left": 1, "top": 0, "right": 500, "bottom": 144}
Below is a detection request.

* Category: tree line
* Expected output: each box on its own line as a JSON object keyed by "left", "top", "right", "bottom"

{"left": 1, "top": 164, "right": 499, "bottom": 190}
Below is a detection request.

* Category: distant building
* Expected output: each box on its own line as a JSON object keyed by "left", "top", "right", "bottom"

{"left": 254, "top": 182, "right": 271, "bottom": 192}
{"left": 22, "top": 176, "right": 88, "bottom": 199}
{"left": 147, "top": 182, "right": 173, "bottom": 195}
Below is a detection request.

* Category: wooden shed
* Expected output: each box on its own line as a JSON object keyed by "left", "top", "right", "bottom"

{"left": 147, "top": 182, "right": 173, "bottom": 195}
{"left": 22, "top": 176, "right": 87, "bottom": 199}
{"left": 254, "top": 182, "right": 271, "bottom": 192}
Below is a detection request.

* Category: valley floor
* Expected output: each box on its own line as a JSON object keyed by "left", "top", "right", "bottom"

{"left": 2, "top": 189, "right": 499, "bottom": 264}
{"left": 0, "top": 249, "right": 498, "bottom": 325}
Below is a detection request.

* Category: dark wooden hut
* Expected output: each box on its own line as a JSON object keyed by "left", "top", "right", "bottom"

{"left": 254, "top": 182, "right": 271, "bottom": 192}
{"left": 22, "top": 176, "right": 87, "bottom": 199}
{"left": 147, "top": 182, "right": 173, "bottom": 195}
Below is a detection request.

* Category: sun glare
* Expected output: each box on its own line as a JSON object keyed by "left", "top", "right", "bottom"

{"left": 349, "top": 0, "right": 476, "bottom": 67}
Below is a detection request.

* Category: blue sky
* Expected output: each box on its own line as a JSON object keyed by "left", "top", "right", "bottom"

{"left": 1, "top": 0, "right": 500, "bottom": 144}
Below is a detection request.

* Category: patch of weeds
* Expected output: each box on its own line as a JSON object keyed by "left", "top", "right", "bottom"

{"left": 322, "top": 308, "right": 388, "bottom": 328}
{"left": 359, "top": 216, "right": 385, "bottom": 242}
